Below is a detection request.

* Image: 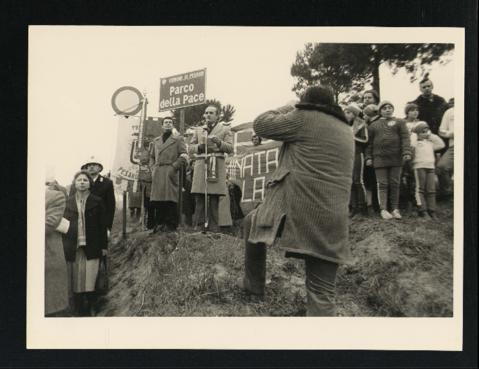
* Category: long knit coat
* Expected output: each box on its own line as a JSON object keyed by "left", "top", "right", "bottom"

{"left": 189, "top": 122, "right": 234, "bottom": 195}
{"left": 247, "top": 105, "right": 354, "bottom": 264}
{"left": 45, "top": 189, "right": 69, "bottom": 315}
{"left": 365, "top": 117, "right": 411, "bottom": 168}
{"left": 149, "top": 132, "right": 187, "bottom": 202}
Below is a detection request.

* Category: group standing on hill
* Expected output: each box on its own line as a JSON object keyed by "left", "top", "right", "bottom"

{"left": 44, "top": 74, "right": 454, "bottom": 318}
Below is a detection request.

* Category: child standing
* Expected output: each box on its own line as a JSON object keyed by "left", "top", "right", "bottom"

{"left": 410, "top": 122, "right": 445, "bottom": 219}
{"left": 404, "top": 102, "right": 421, "bottom": 133}
{"left": 365, "top": 101, "right": 412, "bottom": 220}
{"left": 344, "top": 103, "right": 369, "bottom": 217}
{"left": 400, "top": 102, "right": 424, "bottom": 210}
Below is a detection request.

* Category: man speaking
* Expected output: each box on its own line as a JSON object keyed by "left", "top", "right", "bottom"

{"left": 188, "top": 103, "right": 233, "bottom": 232}
{"left": 237, "top": 86, "right": 354, "bottom": 316}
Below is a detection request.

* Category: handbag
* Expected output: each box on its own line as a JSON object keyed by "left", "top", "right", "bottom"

{"left": 95, "top": 255, "right": 109, "bottom": 294}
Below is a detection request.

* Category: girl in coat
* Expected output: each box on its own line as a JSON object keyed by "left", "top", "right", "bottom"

{"left": 344, "top": 103, "right": 369, "bottom": 217}
{"left": 365, "top": 101, "right": 412, "bottom": 220}
{"left": 62, "top": 170, "right": 108, "bottom": 316}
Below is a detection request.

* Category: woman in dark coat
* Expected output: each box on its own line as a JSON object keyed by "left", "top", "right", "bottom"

{"left": 62, "top": 170, "right": 108, "bottom": 316}
{"left": 238, "top": 86, "right": 354, "bottom": 316}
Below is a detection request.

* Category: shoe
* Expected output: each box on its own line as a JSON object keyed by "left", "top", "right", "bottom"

{"left": 380, "top": 210, "right": 393, "bottom": 220}
{"left": 428, "top": 211, "right": 437, "bottom": 220}
{"left": 391, "top": 209, "right": 402, "bottom": 219}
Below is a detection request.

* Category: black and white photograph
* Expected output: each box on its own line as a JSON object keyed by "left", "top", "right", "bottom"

{"left": 28, "top": 26, "right": 464, "bottom": 349}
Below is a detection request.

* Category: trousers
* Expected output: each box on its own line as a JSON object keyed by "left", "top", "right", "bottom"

{"left": 241, "top": 213, "right": 338, "bottom": 316}
{"left": 194, "top": 194, "right": 219, "bottom": 230}
{"left": 414, "top": 168, "right": 437, "bottom": 212}
{"left": 375, "top": 166, "right": 402, "bottom": 211}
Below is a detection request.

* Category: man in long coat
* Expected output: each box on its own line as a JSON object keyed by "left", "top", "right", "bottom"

{"left": 238, "top": 86, "right": 354, "bottom": 316}
{"left": 188, "top": 104, "right": 233, "bottom": 231}
{"left": 149, "top": 117, "right": 187, "bottom": 232}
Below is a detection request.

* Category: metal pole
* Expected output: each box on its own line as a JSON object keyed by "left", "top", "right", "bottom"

{"left": 203, "top": 128, "right": 209, "bottom": 232}
{"left": 122, "top": 191, "right": 127, "bottom": 239}
{"left": 177, "top": 163, "right": 184, "bottom": 227}
{"left": 177, "top": 108, "right": 185, "bottom": 227}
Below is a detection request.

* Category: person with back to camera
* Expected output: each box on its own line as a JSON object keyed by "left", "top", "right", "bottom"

{"left": 62, "top": 170, "right": 108, "bottom": 316}
{"left": 410, "top": 121, "right": 445, "bottom": 219}
{"left": 237, "top": 85, "right": 354, "bottom": 316}
{"left": 365, "top": 101, "right": 412, "bottom": 220}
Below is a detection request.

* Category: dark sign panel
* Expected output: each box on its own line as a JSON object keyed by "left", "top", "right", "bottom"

{"left": 159, "top": 69, "right": 207, "bottom": 112}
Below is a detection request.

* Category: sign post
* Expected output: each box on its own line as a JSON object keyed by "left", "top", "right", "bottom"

{"left": 159, "top": 69, "right": 207, "bottom": 228}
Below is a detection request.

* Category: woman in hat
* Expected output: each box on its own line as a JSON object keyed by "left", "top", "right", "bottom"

{"left": 62, "top": 170, "right": 108, "bottom": 316}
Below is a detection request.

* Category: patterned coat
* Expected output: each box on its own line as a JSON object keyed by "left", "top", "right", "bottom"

{"left": 45, "top": 189, "right": 69, "bottom": 315}
{"left": 149, "top": 132, "right": 187, "bottom": 202}
{"left": 189, "top": 122, "right": 234, "bottom": 195}
{"left": 365, "top": 117, "right": 411, "bottom": 168}
{"left": 247, "top": 105, "right": 354, "bottom": 264}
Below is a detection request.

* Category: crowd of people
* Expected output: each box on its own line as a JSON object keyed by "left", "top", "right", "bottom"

{"left": 342, "top": 75, "right": 454, "bottom": 221}
{"left": 44, "top": 74, "right": 454, "bottom": 318}
{"left": 45, "top": 160, "right": 115, "bottom": 317}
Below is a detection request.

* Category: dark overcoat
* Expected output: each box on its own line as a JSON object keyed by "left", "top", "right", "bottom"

{"left": 189, "top": 122, "right": 234, "bottom": 195}
{"left": 69, "top": 175, "right": 116, "bottom": 230}
{"left": 62, "top": 194, "right": 108, "bottom": 262}
{"left": 45, "top": 189, "right": 69, "bottom": 315}
{"left": 149, "top": 132, "right": 187, "bottom": 202}
{"left": 247, "top": 105, "right": 354, "bottom": 264}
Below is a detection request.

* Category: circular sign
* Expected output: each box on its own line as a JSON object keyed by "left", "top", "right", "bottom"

{"left": 111, "top": 86, "right": 143, "bottom": 116}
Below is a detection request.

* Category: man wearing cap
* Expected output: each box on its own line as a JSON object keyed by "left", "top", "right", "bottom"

{"left": 188, "top": 103, "right": 233, "bottom": 231}
{"left": 79, "top": 158, "right": 116, "bottom": 232}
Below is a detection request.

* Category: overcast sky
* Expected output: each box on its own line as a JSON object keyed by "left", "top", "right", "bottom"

{"left": 29, "top": 27, "right": 456, "bottom": 185}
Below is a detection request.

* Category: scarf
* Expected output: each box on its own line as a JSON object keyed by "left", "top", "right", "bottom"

{"left": 75, "top": 192, "right": 89, "bottom": 247}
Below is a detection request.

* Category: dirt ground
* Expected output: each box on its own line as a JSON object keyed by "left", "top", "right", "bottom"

{"left": 97, "top": 199, "right": 453, "bottom": 317}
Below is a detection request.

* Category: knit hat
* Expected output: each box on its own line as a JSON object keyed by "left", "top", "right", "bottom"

{"left": 344, "top": 103, "right": 362, "bottom": 117}
{"left": 363, "top": 104, "right": 379, "bottom": 117}
{"left": 404, "top": 102, "right": 419, "bottom": 115}
{"left": 413, "top": 121, "right": 429, "bottom": 133}
{"left": 378, "top": 100, "right": 394, "bottom": 112}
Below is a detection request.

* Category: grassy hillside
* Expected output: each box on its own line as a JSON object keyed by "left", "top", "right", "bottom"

{"left": 97, "top": 200, "right": 453, "bottom": 317}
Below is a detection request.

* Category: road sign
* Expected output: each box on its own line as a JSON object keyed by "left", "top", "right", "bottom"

{"left": 159, "top": 68, "right": 206, "bottom": 112}
{"left": 111, "top": 86, "right": 143, "bottom": 116}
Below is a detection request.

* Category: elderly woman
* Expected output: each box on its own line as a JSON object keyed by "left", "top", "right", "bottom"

{"left": 62, "top": 170, "right": 108, "bottom": 316}
{"left": 238, "top": 86, "right": 354, "bottom": 316}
